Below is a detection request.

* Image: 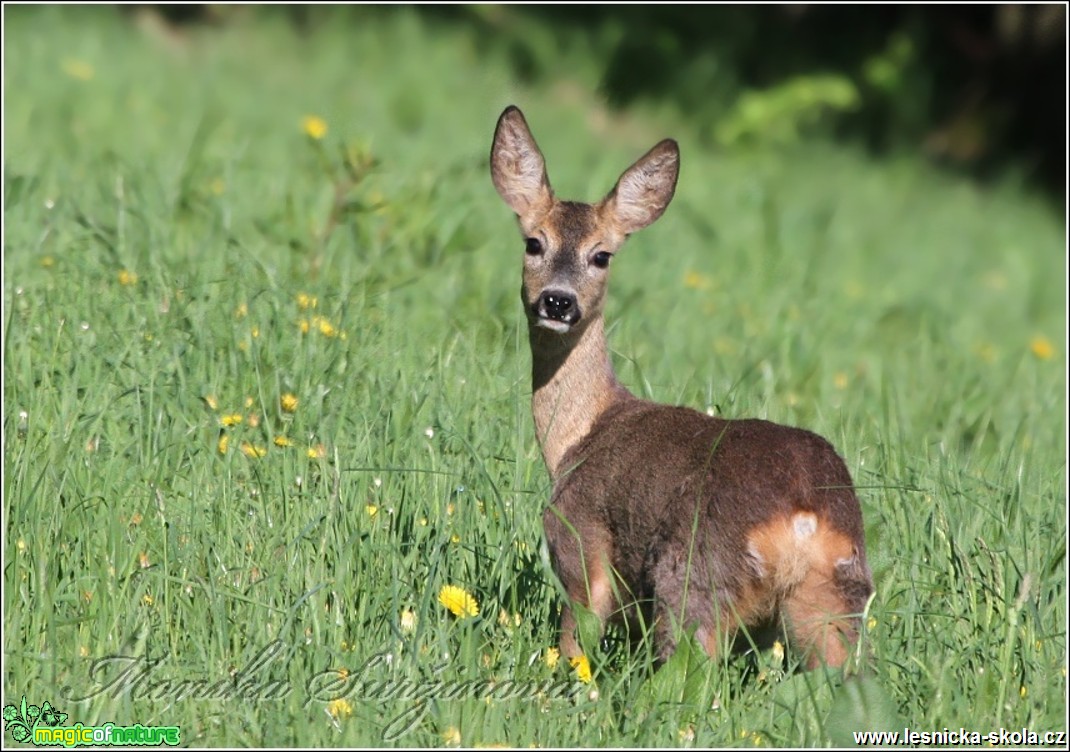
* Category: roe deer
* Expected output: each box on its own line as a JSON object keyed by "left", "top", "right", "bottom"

{"left": 490, "top": 105, "right": 873, "bottom": 669}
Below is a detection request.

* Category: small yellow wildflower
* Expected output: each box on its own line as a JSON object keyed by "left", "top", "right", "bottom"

{"left": 220, "top": 414, "right": 243, "bottom": 427}
{"left": 544, "top": 647, "right": 560, "bottom": 669}
{"left": 771, "top": 640, "right": 785, "bottom": 663}
{"left": 683, "top": 270, "right": 713, "bottom": 290}
{"left": 302, "top": 115, "right": 328, "bottom": 140}
{"left": 400, "top": 609, "right": 418, "bottom": 633}
{"left": 62, "top": 58, "right": 95, "bottom": 81}
{"left": 314, "top": 316, "right": 338, "bottom": 338}
{"left": 326, "top": 698, "right": 352, "bottom": 719}
{"left": 234, "top": 302, "right": 248, "bottom": 319}
{"left": 442, "top": 726, "right": 461, "bottom": 746}
{"left": 79, "top": 645, "right": 90, "bottom": 658}
{"left": 299, "top": 319, "right": 310, "bottom": 334}
{"left": 497, "top": 609, "right": 521, "bottom": 628}
{"left": 867, "top": 616, "right": 878, "bottom": 631}
{"left": 274, "top": 436, "right": 294, "bottom": 448}
{"left": 117, "top": 269, "right": 138, "bottom": 286}
{"left": 438, "top": 585, "right": 479, "bottom": 619}
{"left": 308, "top": 443, "right": 327, "bottom": 459}
{"left": 336, "top": 668, "right": 350, "bottom": 680}
{"left": 16, "top": 539, "right": 26, "bottom": 553}
{"left": 240, "top": 442, "right": 267, "bottom": 459}
{"left": 218, "top": 435, "right": 230, "bottom": 454}
{"left": 281, "top": 393, "right": 299, "bottom": 413}
{"left": 138, "top": 552, "right": 151, "bottom": 569}
{"left": 142, "top": 593, "right": 154, "bottom": 606}
{"left": 450, "top": 533, "right": 461, "bottom": 544}
{"left": 1030, "top": 335, "right": 1054, "bottom": 361}
{"left": 296, "top": 292, "right": 318, "bottom": 310}
{"left": 366, "top": 504, "right": 379, "bottom": 518}
{"left": 570, "top": 655, "right": 592, "bottom": 683}
{"left": 203, "top": 395, "right": 219, "bottom": 411}
{"left": 1019, "top": 685, "right": 1027, "bottom": 698}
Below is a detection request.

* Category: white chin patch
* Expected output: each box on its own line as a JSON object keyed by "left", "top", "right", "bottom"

{"left": 535, "top": 318, "right": 572, "bottom": 333}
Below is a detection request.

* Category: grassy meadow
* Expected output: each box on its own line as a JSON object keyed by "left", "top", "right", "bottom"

{"left": 3, "top": 6, "right": 1066, "bottom": 747}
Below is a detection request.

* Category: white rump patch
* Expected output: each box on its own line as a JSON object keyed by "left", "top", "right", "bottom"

{"left": 747, "top": 542, "right": 767, "bottom": 577}
{"left": 793, "top": 513, "right": 817, "bottom": 540}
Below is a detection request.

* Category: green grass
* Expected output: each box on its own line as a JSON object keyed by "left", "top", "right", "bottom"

{"left": 3, "top": 6, "right": 1065, "bottom": 747}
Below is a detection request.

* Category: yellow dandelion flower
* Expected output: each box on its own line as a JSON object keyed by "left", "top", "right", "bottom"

{"left": 450, "top": 533, "right": 461, "bottom": 544}
{"left": 244, "top": 396, "right": 254, "bottom": 408}
{"left": 544, "top": 647, "right": 560, "bottom": 669}
{"left": 366, "top": 504, "right": 379, "bottom": 518}
{"left": 438, "top": 585, "right": 479, "bottom": 619}
{"left": 302, "top": 115, "right": 328, "bottom": 140}
{"left": 296, "top": 292, "right": 318, "bottom": 310}
{"left": 336, "top": 668, "right": 350, "bottom": 680}
{"left": 299, "top": 319, "right": 310, "bottom": 334}
{"left": 1030, "top": 336, "right": 1054, "bottom": 361}
{"left": 220, "top": 413, "right": 243, "bottom": 427}
{"left": 235, "top": 303, "right": 248, "bottom": 319}
{"left": 274, "top": 436, "right": 293, "bottom": 448}
{"left": 771, "top": 640, "right": 785, "bottom": 663}
{"left": 867, "top": 616, "right": 878, "bottom": 631}
{"left": 138, "top": 552, "right": 151, "bottom": 569}
{"left": 79, "top": 645, "right": 90, "bottom": 658}
{"left": 218, "top": 434, "right": 229, "bottom": 454}
{"left": 251, "top": 326, "right": 260, "bottom": 339}
{"left": 570, "top": 655, "right": 592, "bottom": 683}
{"left": 418, "top": 517, "right": 428, "bottom": 526}
{"left": 281, "top": 393, "right": 299, "bottom": 413}
{"left": 683, "top": 270, "right": 713, "bottom": 290}
{"left": 400, "top": 609, "right": 418, "bottom": 633}
{"left": 62, "top": 58, "right": 95, "bottom": 81}
{"left": 240, "top": 442, "right": 267, "bottom": 459}
{"left": 117, "top": 269, "right": 138, "bottom": 286}
{"left": 442, "top": 726, "right": 461, "bottom": 746}
{"left": 308, "top": 443, "right": 327, "bottom": 459}
{"left": 327, "top": 698, "right": 352, "bottom": 719}
{"left": 315, "top": 316, "right": 337, "bottom": 338}
{"left": 142, "top": 593, "right": 154, "bottom": 606}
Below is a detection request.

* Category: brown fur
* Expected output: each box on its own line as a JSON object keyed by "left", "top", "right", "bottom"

{"left": 490, "top": 106, "right": 873, "bottom": 669}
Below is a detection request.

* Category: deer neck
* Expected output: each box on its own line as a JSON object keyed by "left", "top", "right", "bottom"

{"left": 530, "top": 316, "right": 631, "bottom": 480}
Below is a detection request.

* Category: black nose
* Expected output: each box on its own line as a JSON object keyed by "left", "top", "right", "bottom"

{"left": 540, "top": 291, "right": 576, "bottom": 322}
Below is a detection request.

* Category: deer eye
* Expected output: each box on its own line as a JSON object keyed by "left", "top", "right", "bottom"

{"left": 525, "top": 238, "right": 543, "bottom": 256}
{"left": 592, "top": 251, "right": 612, "bottom": 269}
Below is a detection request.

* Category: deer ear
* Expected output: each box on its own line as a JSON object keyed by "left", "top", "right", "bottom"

{"left": 491, "top": 106, "right": 554, "bottom": 218}
{"left": 604, "top": 139, "right": 679, "bottom": 235}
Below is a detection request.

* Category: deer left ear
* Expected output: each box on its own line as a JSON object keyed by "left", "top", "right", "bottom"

{"left": 604, "top": 139, "right": 679, "bottom": 235}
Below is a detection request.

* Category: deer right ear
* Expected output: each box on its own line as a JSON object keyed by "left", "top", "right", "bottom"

{"left": 491, "top": 106, "right": 554, "bottom": 218}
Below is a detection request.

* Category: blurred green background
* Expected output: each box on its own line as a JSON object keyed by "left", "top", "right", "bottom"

{"left": 3, "top": 4, "right": 1065, "bottom": 747}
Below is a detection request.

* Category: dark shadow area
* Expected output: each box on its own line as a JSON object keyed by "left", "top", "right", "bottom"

{"left": 125, "top": 4, "right": 1067, "bottom": 200}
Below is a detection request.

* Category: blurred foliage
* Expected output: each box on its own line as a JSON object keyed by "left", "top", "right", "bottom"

{"left": 125, "top": 4, "right": 1064, "bottom": 193}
